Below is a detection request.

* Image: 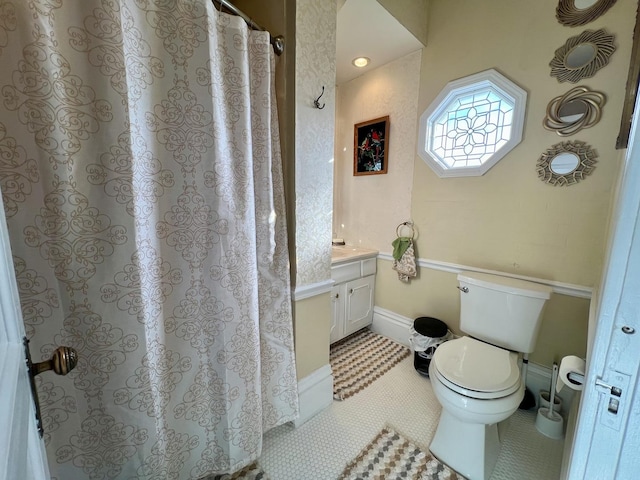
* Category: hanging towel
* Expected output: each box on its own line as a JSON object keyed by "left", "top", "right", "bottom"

{"left": 391, "top": 236, "right": 412, "bottom": 261}
{"left": 392, "top": 239, "right": 417, "bottom": 282}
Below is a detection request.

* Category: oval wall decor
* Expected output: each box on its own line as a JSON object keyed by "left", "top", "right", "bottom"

{"left": 549, "top": 29, "right": 616, "bottom": 83}
{"left": 536, "top": 140, "right": 598, "bottom": 186}
{"left": 556, "top": 0, "right": 618, "bottom": 27}
{"left": 543, "top": 86, "right": 606, "bottom": 136}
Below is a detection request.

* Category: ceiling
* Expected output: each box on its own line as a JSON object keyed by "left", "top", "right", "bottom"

{"left": 335, "top": 0, "right": 424, "bottom": 85}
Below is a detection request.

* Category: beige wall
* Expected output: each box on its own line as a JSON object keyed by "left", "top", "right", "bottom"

{"left": 335, "top": 0, "right": 637, "bottom": 368}
{"left": 375, "top": 265, "right": 591, "bottom": 366}
{"left": 334, "top": 51, "right": 422, "bottom": 248}
{"left": 291, "top": 0, "right": 336, "bottom": 376}
{"left": 241, "top": 0, "right": 636, "bottom": 373}
{"left": 415, "top": 0, "right": 635, "bottom": 287}
{"left": 376, "top": 0, "right": 429, "bottom": 46}
{"left": 294, "top": 294, "right": 332, "bottom": 378}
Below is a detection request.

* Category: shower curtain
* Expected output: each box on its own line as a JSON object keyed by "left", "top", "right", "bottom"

{"left": 0, "top": 1, "right": 298, "bottom": 478}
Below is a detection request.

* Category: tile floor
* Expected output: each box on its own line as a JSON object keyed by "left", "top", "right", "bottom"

{"left": 259, "top": 355, "right": 565, "bottom": 480}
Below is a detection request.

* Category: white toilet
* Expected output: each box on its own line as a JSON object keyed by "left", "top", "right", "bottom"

{"left": 428, "top": 271, "right": 552, "bottom": 480}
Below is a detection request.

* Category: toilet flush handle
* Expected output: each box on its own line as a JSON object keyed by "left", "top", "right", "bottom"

{"left": 457, "top": 286, "right": 469, "bottom": 293}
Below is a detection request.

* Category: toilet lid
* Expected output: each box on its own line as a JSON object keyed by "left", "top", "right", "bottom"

{"left": 433, "top": 337, "right": 520, "bottom": 399}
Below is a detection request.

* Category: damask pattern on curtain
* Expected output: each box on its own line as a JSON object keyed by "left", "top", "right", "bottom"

{"left": 0, "top": 1, "right": 298, "bottom": 478}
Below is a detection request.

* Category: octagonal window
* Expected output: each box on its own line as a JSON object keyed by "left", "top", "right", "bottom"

{"left": 418, "top": 69, "right": 527, "bottom": 177}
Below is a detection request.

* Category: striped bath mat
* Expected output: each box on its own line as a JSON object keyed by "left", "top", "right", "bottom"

{"left": 208, "top": 463, "right": 268, "bottom": 479}
{"left": 338, "top": 427, "right": 463, "bottom": 480}
{"left": 330, "top": 328, "right": 410, "bottom": 400}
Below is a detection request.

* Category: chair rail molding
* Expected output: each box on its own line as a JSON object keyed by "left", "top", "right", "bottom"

{"left": 293, "top": 279, "right": 334, "bottom": 301}
{"left": 377, "top": 253, "right": 592, "bottom": 299}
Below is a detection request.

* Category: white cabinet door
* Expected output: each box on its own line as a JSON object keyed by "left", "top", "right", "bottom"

{"left": 330, "top": 284, "right": 343, "bottom": 344}
{"left": 344, "top": 275, "right": 375, "bottom": 337}
{"left": 330, "top": 257, "right": 377, "bottom": 344}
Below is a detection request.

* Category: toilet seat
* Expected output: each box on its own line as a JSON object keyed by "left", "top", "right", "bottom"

{"left": 432, "top": 336, "right": 521, "bottom": 400}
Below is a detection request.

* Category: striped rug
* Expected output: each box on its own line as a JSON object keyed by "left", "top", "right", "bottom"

{"left": 209, "top": 463, "right": 268, "bottom": 479}
{"left": 330, "top": 328, "right": 410, "bottom": 400}
{"left": 338, "top": 427, "right": 463, "bottom": 480}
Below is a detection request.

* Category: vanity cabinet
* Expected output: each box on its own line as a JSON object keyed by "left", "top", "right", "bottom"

{"left": 330, "top": 257, "right": 376, "bottom": 344}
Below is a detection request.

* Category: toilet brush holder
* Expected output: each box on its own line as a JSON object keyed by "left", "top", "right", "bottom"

{"left": 539, "top": 390, "right": 562, "bottom": 412}
{"left": 535, "top": 407, "right": 564, "bottom": 439}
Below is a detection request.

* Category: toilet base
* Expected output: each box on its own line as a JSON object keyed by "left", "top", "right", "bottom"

{"left": 429, "top": 409, "right": 501, "bottom": 480}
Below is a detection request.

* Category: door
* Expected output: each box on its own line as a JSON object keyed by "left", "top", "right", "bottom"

{"left": 344, "top": 275, "right": 375, "bottom": 336}
{"left": 566, "top": 100, "right": 640, "bottom": 478}
{"left": 0, "top": 203, "right": 49, "bottom": 480}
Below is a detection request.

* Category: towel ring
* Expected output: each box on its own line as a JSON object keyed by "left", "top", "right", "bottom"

{"left": 396, "top": 221, "right": 415, "bottom": 239}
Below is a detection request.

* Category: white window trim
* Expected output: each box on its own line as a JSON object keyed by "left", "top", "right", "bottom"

{"left": 418, "top": 69, "right": 528, "bottom": 178}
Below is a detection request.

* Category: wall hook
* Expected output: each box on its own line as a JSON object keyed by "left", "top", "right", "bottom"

{"left": 314, "top": 86, "right": 325, "bottom": 109}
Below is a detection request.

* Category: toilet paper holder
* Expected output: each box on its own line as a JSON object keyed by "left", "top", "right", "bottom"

{"left": 567, "top": 371, "right": 584, "bottom": 386}
{"left": 557, "top": 355, "right": 586, "bottom": 393}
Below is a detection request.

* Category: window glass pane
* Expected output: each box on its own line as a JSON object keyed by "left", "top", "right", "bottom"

{"left": 419, "top": 70, "right": 526, "bottom": 176}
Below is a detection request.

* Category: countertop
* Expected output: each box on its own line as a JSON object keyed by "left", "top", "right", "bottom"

{"left": 331, "top": 245, "right": 379, "bottom": 265}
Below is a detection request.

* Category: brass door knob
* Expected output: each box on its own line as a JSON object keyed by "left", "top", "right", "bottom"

{"left": 31, "top": 346, "right": 78, "bottom": 377}
{"left": 23, "top": 339, "right": 79, "bottom": 438}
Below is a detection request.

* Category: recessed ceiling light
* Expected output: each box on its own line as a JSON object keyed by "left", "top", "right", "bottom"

{"left": 352, "top": 57, "right": 370, "bottom": 68}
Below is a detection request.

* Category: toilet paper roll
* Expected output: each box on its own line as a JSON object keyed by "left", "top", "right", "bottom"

{"left": 556, "top": 355, "right": 586, "bottom": 393}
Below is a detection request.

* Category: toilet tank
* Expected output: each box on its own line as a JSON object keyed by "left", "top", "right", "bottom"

{"left": 458, "top": 272, "right": 552, "bottom": 353}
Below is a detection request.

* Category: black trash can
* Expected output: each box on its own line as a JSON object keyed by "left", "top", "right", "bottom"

{"left": 410, "top": 317, "right": 449, "bottom": 377}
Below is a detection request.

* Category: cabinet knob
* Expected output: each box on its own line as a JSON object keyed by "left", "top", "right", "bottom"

{"left": 335, "top": 293, "right": 339, "bottom": 299}
{"left": 349, "top": 288, "right": 354, "bottom": 294}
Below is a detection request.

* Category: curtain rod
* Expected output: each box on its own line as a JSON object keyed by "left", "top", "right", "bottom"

{"left": 212, "top": 0, "right": 285, "bottom": 55}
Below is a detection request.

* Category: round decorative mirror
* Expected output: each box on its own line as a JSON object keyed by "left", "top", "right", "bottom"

{"left": 549, "top": 29, "right": 616, "bottom": 83}
{"left": 558, "top": 99, "right": 587, "bottom": 122}
{"left": 543, "top": 86, "right": 605, "bottom": 136}
{"left": 556, "top": 0, "right": 618, "bottom": 27}
{"left": 565, "top": 44, "right": 596, "bottom": 68}
{"left": 550, "top": 153, "right": 580, "bottom": 174}
{"left": 537, "top": 140, "right": 598, "bottom": 186}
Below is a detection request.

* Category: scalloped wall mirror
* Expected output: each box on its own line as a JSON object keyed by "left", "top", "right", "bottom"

{"left": 556, "top": 0, "right": 618, "bottom": 27}
{"left": 543, "top": 86, "right": 606, "bottom": 136}
{"left": 537, "top": 140, "right": 598, "bottom": 186}
{"left": 549, "top": 29, "right": 616, "bottom": 83}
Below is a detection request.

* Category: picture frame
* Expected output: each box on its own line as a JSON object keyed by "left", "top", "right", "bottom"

{"left": 354, "top": 116, "right": 389, "bottom": 176}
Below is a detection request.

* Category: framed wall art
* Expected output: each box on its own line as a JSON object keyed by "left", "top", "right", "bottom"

{"left": 354, "top": 116, "right": 389, "bottom": 176}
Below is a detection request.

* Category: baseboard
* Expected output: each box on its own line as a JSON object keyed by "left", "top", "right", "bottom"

{"left": 294, "top": 364, "right": 333, "bottom": 427}
{"left": 371, "top": 307, "right": 413, "bottom": 347}
{"left": 371, "top": 306, "right": 574, "bottom": 413}
{"left": 526, "top": 362, "right": 574, "bottom": 416}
